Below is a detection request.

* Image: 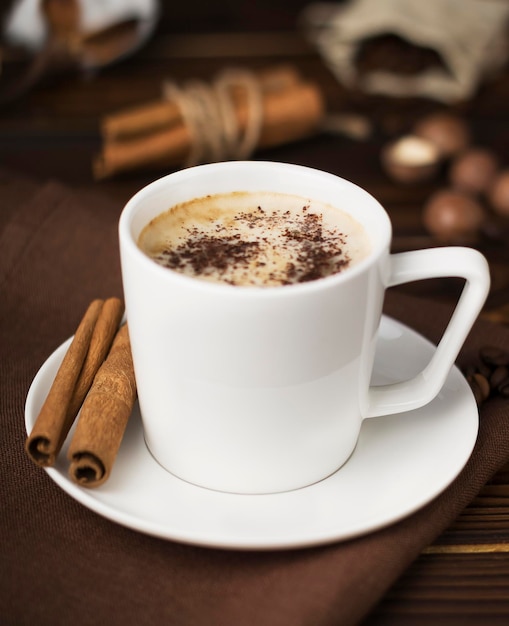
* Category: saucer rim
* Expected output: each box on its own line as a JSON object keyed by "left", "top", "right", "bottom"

{"left": 24, "top": 315, "right": 478, "bottom": 550}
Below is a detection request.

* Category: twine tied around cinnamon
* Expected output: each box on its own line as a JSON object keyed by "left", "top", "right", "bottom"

{"left": 163, "top": 69, "right": 264, "bottom": 167}
{"left": 93, "top": 65, "right": 327, "bottom": 179}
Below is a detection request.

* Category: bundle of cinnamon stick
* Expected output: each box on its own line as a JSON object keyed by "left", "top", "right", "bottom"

{"left": 25, "top": 298, "right": 137, "bottom": 488}
{"left": 94, "top": 65, "right": 325, "bottom": 178}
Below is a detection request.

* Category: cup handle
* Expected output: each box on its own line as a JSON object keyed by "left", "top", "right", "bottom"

{"left": 366, "top": 247, "right": 490, "bottom": 418}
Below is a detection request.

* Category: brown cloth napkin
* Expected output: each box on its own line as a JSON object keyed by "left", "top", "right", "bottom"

{"left": 1, "top": 169, "right": 509, "bottom": 626}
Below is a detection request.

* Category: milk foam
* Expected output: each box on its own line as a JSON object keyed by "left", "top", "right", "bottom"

{"left": 137, "top": 192, "right": 371, "bottom": 287}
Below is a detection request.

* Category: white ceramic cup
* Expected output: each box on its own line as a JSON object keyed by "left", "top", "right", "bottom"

{"left": 119, "top": 161, "right": 490, "bottom": 494}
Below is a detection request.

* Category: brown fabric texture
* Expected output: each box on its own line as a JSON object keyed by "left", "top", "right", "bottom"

{"left": 1, "top": 170, "right": 509, "bottom": 626}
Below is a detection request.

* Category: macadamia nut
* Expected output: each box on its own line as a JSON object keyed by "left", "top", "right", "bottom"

{"left": 381, "top": 135, "right": 440, "bottom": 183}
{"left": 414, "top": 113, "right": 470, "bottom": 158}
{"left": 489, "top": 170, "right": 509, "bottom": 216}
{"left": 450, "top": 148, "right": 498, "bottom": 195}
{"left": 423, "top": 188, "right": 485, "bottom": 242}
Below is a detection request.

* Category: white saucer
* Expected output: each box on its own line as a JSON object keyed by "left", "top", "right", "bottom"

{"left": 25, "top": 316, "right": 478, "bottom": 551}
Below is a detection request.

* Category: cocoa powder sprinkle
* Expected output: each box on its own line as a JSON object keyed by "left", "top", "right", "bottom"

{"left": 154, "top": 204, "right": 353, "bottom": 286}
{"left": 138, "top": 190, "right": 373, "bottom": 287}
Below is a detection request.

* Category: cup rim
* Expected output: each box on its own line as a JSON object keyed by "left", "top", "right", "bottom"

{"left": 119, "top": 161, "right": 392, "bottom": 296}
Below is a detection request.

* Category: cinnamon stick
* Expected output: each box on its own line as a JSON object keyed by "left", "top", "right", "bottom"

{"left": 101, "top": 65, "right": 301, "bottom": 141}
{"left": 94, "top": 80, "right": 324, "bottom": 179}
{"left": 25, "top": 297, "right": 124, "bottom": 467}
{"left": 66, "top": 297, "right": 125, "bottom": 418}
{"left": 67, "top": 323, "right": 136, "bottom": 488}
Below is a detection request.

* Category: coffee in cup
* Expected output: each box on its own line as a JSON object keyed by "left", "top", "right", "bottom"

{"left": 137, "top": 191, "right": 371, "bottom": 287}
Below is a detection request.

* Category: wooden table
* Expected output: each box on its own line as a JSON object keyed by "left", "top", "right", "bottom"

{"left": 2, "top": 11, "right": 509, "bottom": 623}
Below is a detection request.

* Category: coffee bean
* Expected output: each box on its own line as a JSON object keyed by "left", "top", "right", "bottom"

{"left": 480, "top": 346, "right": 509, "bottom": 367}
{"left": 499, "top": 384, "right": 509, "bottom": 397}
{"left": 463, "top": 346, "right": 509, "bottom": 405}
{"left": 472, "top": 373, "right": 491, "bottom": 402}
{"left": 469, "top": 376, "right": 487, "bottom": 406}
{"left": 490, "top": 366, "right": 509, "bottom": 390}
{"left": 476, "top": 359, "right": 493, "bottom": 379}
{"left": 498, "top": 379, "right": 509, "bottom": 397}
{"left": 464, "top": 364, "right": 478, "bottom": 379}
